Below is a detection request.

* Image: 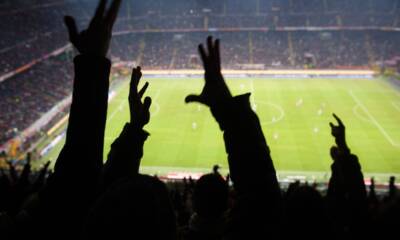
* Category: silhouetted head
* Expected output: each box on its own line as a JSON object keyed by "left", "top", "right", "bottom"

{"left": 284, "top": 185, "right": 330, "bottom": 238}
{"left": 193, "top": 173, "right": 228, "bottom": 219}
{"left": 83, "top": 174, "right": 176, "bottom": 240}
{"left": 389, "top": 176, "right": 396, "bottom": 185}
{"left": 330, "top": 146, "right": 340, "bottom": 161}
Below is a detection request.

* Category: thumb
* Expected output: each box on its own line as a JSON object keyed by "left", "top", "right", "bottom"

{"left": 185, "top": 94, "right": 204, "bottom": 104}
{"left": 143, "top": 96, "right": 152, "bottom": 111}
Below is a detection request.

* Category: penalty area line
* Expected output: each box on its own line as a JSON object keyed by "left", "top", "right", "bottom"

{"left": 348, "top": 90, "right": 400, "bottom": 147}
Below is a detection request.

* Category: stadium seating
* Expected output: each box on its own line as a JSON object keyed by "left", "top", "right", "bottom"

{"left": 0, "top": 0, "right": 399, "bottom": 148}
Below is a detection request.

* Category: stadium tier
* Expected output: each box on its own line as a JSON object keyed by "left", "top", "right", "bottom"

{"left": 0, "top": 0, "right": 400, "bottom": 74}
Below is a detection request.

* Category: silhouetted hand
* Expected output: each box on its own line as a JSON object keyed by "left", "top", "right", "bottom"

{"left": 33, "top": 161, "right": 51, "bottom": 191}
{"left": 64, "top": 0, "right": 121, "bottom": 57}
{"left": 329, "top": 113, "right": 347, "bottom": 150}
{"left": 17, "top": 156, "right": 31, "bottom": 187}
{"left": 6, "top": 160, "right": 18, "bottom": 183}
{"left": 129, "top": 67, "right": 152, "bottom": 129}
{"left": 185, "top": 36, "right": 232, "bottom": 107}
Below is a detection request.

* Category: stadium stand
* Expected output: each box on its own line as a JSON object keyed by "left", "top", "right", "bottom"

{"left": 0, "top": 0, "right": 399, "bottom": 149}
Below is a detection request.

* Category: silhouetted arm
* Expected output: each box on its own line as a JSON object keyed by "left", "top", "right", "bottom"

{"left": 185, "top": 36, "right": 281, "bottom": 238}
{"left": 102, "top": 67, "right": 152, "bottom": 187}
{"left": 44, "top": 0, "right": 120, "bottom": 189}
{"left": 35, "top": 1, "right": 121, "bottom": 238}
{"left": 327, "top": 114, "right": 367, "bottom": 238}
{"left": 50, "top": 54, "right": 110, "bottom": 186}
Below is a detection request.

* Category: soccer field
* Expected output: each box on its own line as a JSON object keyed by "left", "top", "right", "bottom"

{"left": 44, "top": 77, "right": 400, "bottom": 181}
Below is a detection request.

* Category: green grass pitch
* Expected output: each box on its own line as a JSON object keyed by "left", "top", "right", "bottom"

{"left": 44, "top": 77, "right": 400, "bottom": 181}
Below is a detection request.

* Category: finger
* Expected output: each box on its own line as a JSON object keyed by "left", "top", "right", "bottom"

{"left": 93, "top": 0, "right": 107, "bottom": 23}
{"left": 129, "top": 71, "right": 139, "bottom": 99}
{"left": 91, "top": 0, "right": 107, "bottom": 27}
{"left": 329, "top": 122, "right": 334, "bottom": 128}
{"left": 207, "top": 36, "right": 214, "bottom": 58}
{"left": 332, "top": 113, "right": 343, "bottom": 126}
{"left": 138, "top": 82, "right": 149, "bottom": 99}
{"left": 198, "top": 44, "right": 207, "bottom": 67}
{"left": 143, "top": 96, "right": 152, "bottom": 111}
{"left": 185, "top": 94, "right": 204, "bottom": 104}
{"left": 131, "top": 67, "right": 142, "bottom": 87}
{"left": 214, "top": 39, "right": 221, "bottom": 69}
{"left": 105, "top": 0, "right": 122, "bottom": 29}
{"left": 64, "top": 16, "right": 79, "bottom": 44}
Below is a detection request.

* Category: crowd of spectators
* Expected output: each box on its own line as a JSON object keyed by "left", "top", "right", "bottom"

{"left": 1, "top": 2, "right": 400, "bottom": 238}
{"left": 2, "top": 29, "right": 400, "bottom": 146}
{"left": 0, "top": 53, "right": 73, "bottom": 144}
{"left": 1, "top": 0, "right": 399, "bottom": 76}
{"left": 0, "top": 157, "right": 399, "bottom": 239}
{"left": 0, "top": 0, "right": 399, "bottom": 157}
{"left": 108, "top": 30, "right": 399, "bottom": 69}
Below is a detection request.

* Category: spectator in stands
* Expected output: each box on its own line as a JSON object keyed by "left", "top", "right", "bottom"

{"left": 327, "top": 114, "right": 368, "bottom": 239}
{"left": 185, "top": 36, "right": 282, "bottom": 239}
{"left": 183, "top": 172, "right": 229, "bottom": 239}
{"left": 20, "top": 1, "right": 123, "bottom": 239}
{"left": 85, "top": 66, "right": 176, "bottom": 239}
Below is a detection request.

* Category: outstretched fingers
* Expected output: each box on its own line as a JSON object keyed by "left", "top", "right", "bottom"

{"left": 130, "top": 67, "right": 142, "bottom": 100}
{"left": 214, "top": 39, "right": 221, "bottom": 70}
{"left": 105, "top": 0, "right": 122, "bottom": 29}
{"left": 207, "top": 36, "right": 214, "bottom": 59}
{"left": 333, "top": 113, "right": 344, "bottom": 127}
{"left": 130, "top": 67, "right": 149, "bottom": 101}
{"left": 198, "top": 44, "right": 207, "bottom": 68}
{"left": 92, "top": 0, "right": 108, "bottom": 25}
{"left": 138, "top": 82, "right": 149, "bottom": 99}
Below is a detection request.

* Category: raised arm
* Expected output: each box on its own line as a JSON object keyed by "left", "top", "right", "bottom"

{"left": 185, "top": 36, "right": 281, "bottom": 238}
{"left": 102, "top": 67, "right": 152, "bottom": 188}
{"left": 37, "top": 0, "right": 121, "bottom": 238}
{"left": 52, "top": 0, "right": 121, "bottom": 183}
{"left": 327, "top": 114, "right": 367, "bottom": 238}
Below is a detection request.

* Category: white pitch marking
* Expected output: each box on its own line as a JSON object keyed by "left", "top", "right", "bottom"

{"left": 108, "top": 100, "right": 126, "bottom": 121}
{"left": 349, "top": 90, "right": 400, "bottom": 147}
{"left": 391, "top": 101, "right": 400, "bottom": 113}
{"left": 151, "top": 90, "right": 161, "bottom": 117}
{"left": 352, "top": 105, "right": 372, "bottom": 123}
{"left": 249, "top": 79, "right": 258, "bottom": 112}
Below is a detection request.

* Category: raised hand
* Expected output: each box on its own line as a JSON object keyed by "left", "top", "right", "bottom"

{"left": 64, "top": 0, "right": 121, "bottom": 57}
{"left": 129, "top": 67, "right": 152, "bottom": 129}
{"left": 185, "top": 36, "right": 232, "bottom": 107}
{"left": 6, "top": 160, "right": 18, "bottom": 183}
{"left": 329, "top": 113, "right": 347, "bottom": 150}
